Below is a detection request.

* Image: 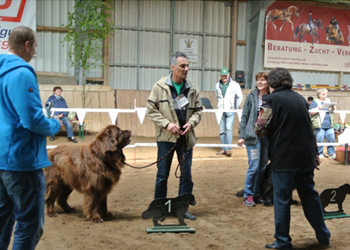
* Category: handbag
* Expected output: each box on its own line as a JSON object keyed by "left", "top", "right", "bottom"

{"left": 255, "top": 104, "right": 273, "bottom": 138}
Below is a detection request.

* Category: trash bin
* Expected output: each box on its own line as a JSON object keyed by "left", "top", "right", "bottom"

{"left": 335, "top": 146, "right": 350, "bottom": 163}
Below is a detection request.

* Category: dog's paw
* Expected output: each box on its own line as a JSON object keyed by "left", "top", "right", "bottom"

{"left": 235, "top": 189, "right": 244, "bottom": 197}
{"left": 88, "top": 215, "right": 104, "bottom": 223}
{"left": 102, "top": 212, "right": 115, "bottom": 220}
{"left": 47, "top": 211, "right": 58, "bottom": 217}
{"left": 92, "top": 218, "right": 104, "bottom": 223}
{"left": 263, "top": 200, "right": 273, "bottom": 207}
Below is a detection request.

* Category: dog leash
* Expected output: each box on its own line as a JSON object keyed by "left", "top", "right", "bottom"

{"left": 125, "top": 139, "right": 187, "bottom": 179}
{"left": 125, "top": 141, "right": 178, "bottom": 169}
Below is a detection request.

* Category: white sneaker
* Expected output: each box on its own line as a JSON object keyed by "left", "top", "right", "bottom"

{"left": 328, "top": 154, "right": 336, "bottom": 160}
{"left": 319, "top": 154, "right": 324, "bottom": 159}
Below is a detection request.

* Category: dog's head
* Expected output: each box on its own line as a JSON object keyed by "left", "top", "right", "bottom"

{"left": 92, "top": 125, "right": 131, "bottom": 156}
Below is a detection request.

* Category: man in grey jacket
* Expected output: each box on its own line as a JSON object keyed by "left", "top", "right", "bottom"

{"left": 215, "top": 67, "right": 243, "bottom": 156}
{"left": 146, "top": 51, "right": 202, "bottom": 220}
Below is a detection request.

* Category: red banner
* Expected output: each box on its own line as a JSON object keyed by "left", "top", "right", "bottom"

{"left": 264, "top": 2, "right": 350, "bottom": 72}
{"left": 0, "top": 0, "right": 35, "bottom": 54}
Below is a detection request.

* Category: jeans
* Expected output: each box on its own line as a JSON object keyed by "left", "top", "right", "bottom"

{"left": 272, "top": 171, "right": 330, "bottom": 249}
{"left": 154, "top": 139, "right": 193, "bottom": 199}
{"left": 52, "top": 116, "right": 74, "bottom": 138}
{"left": 0, "top": 169, "right": 46, "bottom": 250}
{"left": 315, "top": 128, "right": 335, "bottom": 156}
{"left": 219, "top": 112, "right": 235, "bottom": 151}
{"left": 243, "top": 137, "right": 268, "bottom": 198}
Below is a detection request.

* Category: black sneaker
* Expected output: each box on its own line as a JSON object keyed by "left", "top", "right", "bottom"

{"left": 69, "top": 137, "right": 78, "bottom": 143}
{"left": 184, "top": 212, "right": 197, "bottom": 220}
{"left": 49, "top": 136, "right": 54, "bottom": 141}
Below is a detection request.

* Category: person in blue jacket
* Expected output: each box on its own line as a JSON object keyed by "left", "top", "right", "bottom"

{"left": 0, "top": 26, "right": 61, "bottom": 250}
{"left": 47, "top": 86, "right": 78, "bottom": 143}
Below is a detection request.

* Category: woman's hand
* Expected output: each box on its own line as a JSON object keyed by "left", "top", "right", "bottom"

{"left": 237, "top": 138, "right": 245, "bottom": 147}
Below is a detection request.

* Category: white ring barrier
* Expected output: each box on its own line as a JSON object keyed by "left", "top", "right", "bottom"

{"left": 45, "top": 108, "right": 350, "bottom": 149}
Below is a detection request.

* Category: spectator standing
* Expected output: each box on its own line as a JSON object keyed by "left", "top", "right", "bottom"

{"left": 237, "top": 72, "right": 269, "bottom": 207}
{"left": 146, "top": 51, "right": 202, "bottom": 220}
{"left": 47, "top": 86, "right": 78, "bottom": 143}
{"left": 215, "top": 67, "right": 243, "bottom": 156}
{"left": 0, "top": 26, "right": 61, "bottom": 250}
{"left": 309, "top": 88, "right": 336, "bottom": 159}
{"left": 263, "top": 67, "right": 330, "bottom": 250}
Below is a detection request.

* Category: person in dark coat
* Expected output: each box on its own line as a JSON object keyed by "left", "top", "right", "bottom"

{"left": 263, "top": 68, "right": 330, "bottom": 250}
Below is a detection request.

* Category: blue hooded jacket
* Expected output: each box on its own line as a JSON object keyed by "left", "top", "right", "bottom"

{"left": 0, "top": 54, "right": 60, "bottom": 171}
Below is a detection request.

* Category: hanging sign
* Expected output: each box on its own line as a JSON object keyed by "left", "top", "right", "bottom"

{"left": 0, "top": 0, "right": 36, "bottom": 54}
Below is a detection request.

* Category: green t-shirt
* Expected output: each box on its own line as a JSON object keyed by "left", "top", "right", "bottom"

{"left": 172, "top": 80, "right": 184, "bottom": 95}
{"left": 221, "top": 82, "right": 229, "bottom": 97}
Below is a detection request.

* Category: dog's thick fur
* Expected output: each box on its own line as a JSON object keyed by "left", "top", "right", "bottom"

{"left": 44, "top": 125, "right": 131, "bottom": 223}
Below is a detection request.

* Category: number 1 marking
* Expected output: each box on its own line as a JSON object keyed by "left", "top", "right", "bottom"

{"left": 165, "top": 200, "right": 171, "bottom": 213}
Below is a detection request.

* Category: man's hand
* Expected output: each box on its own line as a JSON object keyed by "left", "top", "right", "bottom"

{"left": 181, "top": 123, "right": 192, "bottom": 136}
{"left": 167, "top": 123, "right": 182, "bottom": 135}
{"left": 237, "top": 138, "right": 245, "bottom": 147}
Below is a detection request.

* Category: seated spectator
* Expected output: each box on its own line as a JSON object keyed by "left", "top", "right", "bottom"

{"left": 47, "top": 86, "right": 78, "bottom": 143}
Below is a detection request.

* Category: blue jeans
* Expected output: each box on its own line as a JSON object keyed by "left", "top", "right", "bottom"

{"left": 0, "top": 169, "right": 46, "bottom": 250}
{"left": 272, "top": 171, "right": 330, "bottom": 249}
{"left": 315, "top": 128, "right": 335, "bottom": 156}
{"left": 52, "top": 116, "right": 74, "bottom": 138}
{"left": 244, "top": 137, "right": 268, "bottom": 198}
{"left": 219, "top": 112, "right": 235, "bottom": 151}
{"left": 154, "top": 139, "right": 193, "bottom": 199}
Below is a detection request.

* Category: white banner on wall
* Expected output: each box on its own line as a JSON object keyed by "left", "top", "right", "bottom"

{"left": 0, "top": 0, "right": 36, "bottom": 54}
{"left": 179, "top": 38, "right": 198, "bottom": 63}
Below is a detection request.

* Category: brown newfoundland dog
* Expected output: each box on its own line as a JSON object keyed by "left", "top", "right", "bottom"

{"left": 44, "top": 125, "right": 131, "bottom": 223}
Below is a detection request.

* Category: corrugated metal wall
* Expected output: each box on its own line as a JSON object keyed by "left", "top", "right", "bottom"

{"left": 30, "top": 0, "right": 347, "bottom": 88}
{"left": 30, "top": 0, "right": 75, "bottom": 76}
{"left": 236, "top": 1, "right": 247, "bottom": 74}
{"left": 31, "top": 0, "right": 102, "bottom": 80}
{"left": 109, "top": 0, "right": 232, "bottom": 91}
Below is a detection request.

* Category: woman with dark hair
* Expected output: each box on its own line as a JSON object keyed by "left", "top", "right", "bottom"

{"left": 237, "top": 71, "right": 269, "bottom": 207}
{"left": 262, "top": 68, "right": 330, "bottom": 250}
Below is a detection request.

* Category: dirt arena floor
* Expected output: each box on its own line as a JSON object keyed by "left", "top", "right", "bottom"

{"left": 23, "top": 133, "right": 350, "bottom": 250}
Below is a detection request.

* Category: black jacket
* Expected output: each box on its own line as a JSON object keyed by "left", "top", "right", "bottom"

{"left": 263, "top": 86, "right": 316, "bottom": 172}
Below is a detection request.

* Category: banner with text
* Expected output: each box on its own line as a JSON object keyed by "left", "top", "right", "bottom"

{"left": 0, "top": 0, "right": 36, "bottom": 54}
{"left": 265, "top": 2, "right": 350, "bottom": 72}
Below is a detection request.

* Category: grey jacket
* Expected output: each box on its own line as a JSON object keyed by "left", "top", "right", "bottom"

{"left": 238, "top": 89, "right": 260, "bottom": 146}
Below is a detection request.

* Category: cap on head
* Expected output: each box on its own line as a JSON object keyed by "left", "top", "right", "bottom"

{"left": 220, "top": 67, "right": 229, "bottom": 76}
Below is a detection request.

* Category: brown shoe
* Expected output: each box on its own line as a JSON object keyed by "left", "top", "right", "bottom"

{"left": 216, "top": 150, "right": 226, "bottom": 155}
{"left": 226, "top": 150, "right": 232, "bottom": 156}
